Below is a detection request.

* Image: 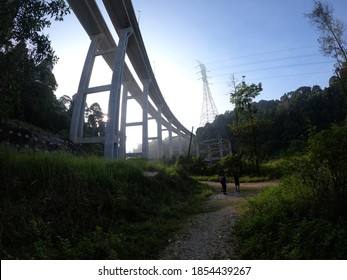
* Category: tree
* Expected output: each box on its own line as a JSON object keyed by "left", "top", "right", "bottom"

{"left": 230, "top": 77, "right": 263, "bottom": 175}
{"left": 0, "top": 0, "right": 70, "bottom": 130}
{"left": 85, "top": 103, "right": 105, "bottom": 137}
{"left": 305, "top": 1, "right": 347, "bottom": 68}
{"left": 228, "top": 75, "right": 242, "bottom": 154}
{"left": 306, "top": 1, "right": 347, "bottom": 113}
{"left": 0, "top": 0, "right": 70, "bottom": 65}
{"left": 0, "top": 41, "right": 35, "bottom": 117}
{"left": 59, "top": 95, "right": 73, "bottom": 109}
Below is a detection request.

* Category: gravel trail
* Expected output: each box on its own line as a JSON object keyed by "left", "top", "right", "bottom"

{"left": 159, "top": 181, "right": 278, "bottom": 260}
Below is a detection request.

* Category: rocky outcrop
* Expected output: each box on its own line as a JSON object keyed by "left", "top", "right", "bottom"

{"left": 0, "top": 119, "right": 84, "bottom": 154}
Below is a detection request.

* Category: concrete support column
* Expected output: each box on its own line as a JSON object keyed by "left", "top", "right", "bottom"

{"left": 70, "top": 35, "right": 101, "bottom": 142}
{"left": 157, "top": 105, "right": 163, "bottom": 158}
{"left": 104, "top": 27, "right": 133, "bottom": 159}
{"left": 142, "top": 80, "right": 150, "bottom": 159}
{"left": 168, "top": 119, "right": 173, "bottom": 156}
{"left": 119, "top": 82, "right": 129, "bottom": 158}
{"left": 178, "top": 132, "right": 182, "bottom": 155}
{"left": 196, "top": 141, "right": 200, "bottom": 157}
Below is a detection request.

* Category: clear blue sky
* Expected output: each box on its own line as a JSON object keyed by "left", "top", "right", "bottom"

{"left": 49, "top": 0, "right": 347, "bottom": 149}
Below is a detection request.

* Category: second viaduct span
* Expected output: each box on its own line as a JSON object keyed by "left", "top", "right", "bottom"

{"left": 68, "top": 0, "right": 193, "bottom": 159}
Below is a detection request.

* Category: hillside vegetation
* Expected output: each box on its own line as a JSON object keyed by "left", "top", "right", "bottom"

{"left": 234, "top": 124, "right": 347, "bottom": 259}
{"left": 0, "top": 148, "right": 211, "bottom": 259}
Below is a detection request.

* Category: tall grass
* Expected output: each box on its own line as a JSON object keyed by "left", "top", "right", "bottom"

{"left": 0, "top": 146, "right": 210, "bottom": 259}
{"left": 235, "top": 179, "right": 347, "bottom": 259}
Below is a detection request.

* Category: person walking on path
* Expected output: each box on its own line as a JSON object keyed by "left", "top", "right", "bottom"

{"left": 233, "top": 173, "right": 240, "bottom": 192}
{"left": 220, "top": 174, "right": 227, "bottom": 194}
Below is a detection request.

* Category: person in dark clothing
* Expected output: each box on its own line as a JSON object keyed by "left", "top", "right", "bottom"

{"left": 233, "top": 173, "right": 240, "bottom": 192}
{"left": 220, "top": 174, "right": 227, "bottom": 194}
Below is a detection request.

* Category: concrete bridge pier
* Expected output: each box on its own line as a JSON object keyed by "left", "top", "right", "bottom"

{"left": 178, "top": 133, "right": 182, "bottom": 155}
{"left": 168, "top": 119, "right": 174, "bottom": 156}
{"left": 141, "top": 79, "right": 150, "bottom": 159}
{"left": 119, "top": 81, "right": 130, "bottom": 158}
{"left": 104, "top": 27, "right": 134, "bottom": 159}
{"left": 156, "top": 105, "right": 164, "bottom": 158}
{"left": 70, "top": 34, "right": 102, "bottom": 142}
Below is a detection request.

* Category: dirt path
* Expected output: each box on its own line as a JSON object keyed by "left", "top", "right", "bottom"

{"left": 159, "top": 181, "right": 279, "bottom": 260}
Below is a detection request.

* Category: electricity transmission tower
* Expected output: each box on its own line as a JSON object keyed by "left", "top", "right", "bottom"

{"left": 197, "top": 61, "right": 219, "bottom": 127}
{"left": 196, "top": 61, "right": 231, "bottom": 162}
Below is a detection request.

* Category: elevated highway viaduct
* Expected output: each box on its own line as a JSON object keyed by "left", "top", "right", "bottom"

{"left": 68, "top": 0, "right": 193, "bottom": 159}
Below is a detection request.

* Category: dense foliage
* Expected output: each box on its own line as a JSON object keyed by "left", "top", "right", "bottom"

{"left": 234, "top": 124, "right": 347, "bottom": 259}
{"left": 197, "top": 82, "right": 347, "bottom": 167}
{"left": 0, "top": 0, "right": 70, "bottom": 132}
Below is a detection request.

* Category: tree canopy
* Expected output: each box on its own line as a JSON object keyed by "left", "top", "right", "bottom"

{"left": 305, "top": 1, "right": 347, "bottom": 68}
{"left": 0, "top": 0, "right": 70, "bottom": 132}
{"left": 0, "top": 0, "right": 70, "bottom": 64}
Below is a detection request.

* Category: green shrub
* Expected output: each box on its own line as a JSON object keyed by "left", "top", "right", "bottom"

{"left": 260, "top": 159, "right": 284, "bottom": 179}
{"left": 235, "top": 182, "right": 347, "bottom": 259}
{"left": 235, "top": 125, "right": 347, "bottom": 259}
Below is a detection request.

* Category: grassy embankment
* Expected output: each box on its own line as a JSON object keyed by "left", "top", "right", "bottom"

{"left": 0, "top": 146, "right": 212, "bottom": 259}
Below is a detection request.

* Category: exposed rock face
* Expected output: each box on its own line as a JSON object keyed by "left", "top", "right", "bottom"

{"left": 0, "top": 119, "right": 84, "bottom": 154}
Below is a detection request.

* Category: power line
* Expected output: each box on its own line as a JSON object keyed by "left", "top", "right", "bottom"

{"left": 181, "top": 46, "right": 324, "bottom": 78}
{"left": 208, "top": 53, "right": 322, "bottom": 73}
{"left": 203, "top": 45, "right": 318, "bottom": 66}
{"left": 210, "top": 60, "right": 335, "bottom": 79}
{"left": 212, "top": 70, "right": 333, "bottom": 85}
{"left": 248, "top": 70, "right": 333, "bottom": 82}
